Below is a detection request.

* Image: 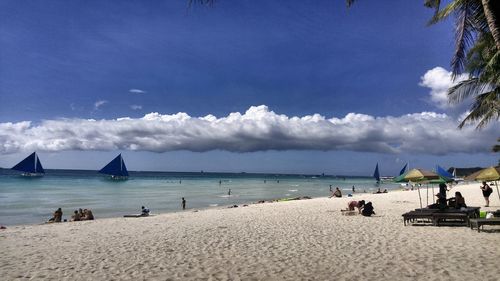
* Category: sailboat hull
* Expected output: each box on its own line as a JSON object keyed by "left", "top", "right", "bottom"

{"left": 20, "top": 173, "right": 44, "bottom": 177}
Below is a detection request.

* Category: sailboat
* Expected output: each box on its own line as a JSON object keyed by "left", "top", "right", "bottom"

{"left": 11, "top": 152, "right": 45, "bottom": 177}
{"left": 373, "top": 163, "right": 381, "bottom": 184}
{"left": 435, "top": 165, "right": 454, "bottom": 180}
{"left": 399, "top": 163, "right": 408, "bottom": 176}
{"left": 99, "top": 154, "right": 129, "bottom": 180}
{"left": 452, "top": 168, "right": 464, "bottom": 182}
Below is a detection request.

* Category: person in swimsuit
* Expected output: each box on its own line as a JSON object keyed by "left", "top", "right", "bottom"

{"left": 346, "top": 200, "right": 365, "bottom": 213}
{"left": 330, "top": 187, "right": 342, "bottom": 198}
{"left": 48, "top": 208, "right": 63, "bottom": 223}
{"left": 71, "top": 210, "right": 81, "bottom": 221}
{"left": 480, "top": 182, "right": 493, "bottom": 207}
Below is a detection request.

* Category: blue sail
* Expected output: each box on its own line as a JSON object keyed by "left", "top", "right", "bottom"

{"left": 436, "top": 165, "right": 453, "bottom": 179}
{"left": 12, "top": 152, "right": 45, "bottom": 174}
{"left": 399, "top": 163, "right": 407, "bottom": 175}
{"left": 99, "top": 154, "right": 129, "bottom": 177}
{"left": 373, "top": 163, "right": 380, "bottom": 182}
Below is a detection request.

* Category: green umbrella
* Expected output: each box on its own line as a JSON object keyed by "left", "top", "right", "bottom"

{"left": 393, "top": 168, "right": 442, "bottom": 208}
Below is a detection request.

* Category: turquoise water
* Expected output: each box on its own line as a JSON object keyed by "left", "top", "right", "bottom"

{"left": 0, "top": 169, "right": 400, "bottom": 225}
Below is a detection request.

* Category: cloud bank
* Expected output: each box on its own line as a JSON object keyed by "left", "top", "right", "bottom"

{"left": 0, "top": 105, "right": 497, "bottom": 155}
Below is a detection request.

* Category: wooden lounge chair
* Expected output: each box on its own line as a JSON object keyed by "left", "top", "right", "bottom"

{"left": 402, "top": 210, "right": 435, "bottom": 226}
{"left": 432, "top": 213, "right": 469, "bottom": 226}
{"left": 469, "top": 218, "right": 500, "bottom": 232}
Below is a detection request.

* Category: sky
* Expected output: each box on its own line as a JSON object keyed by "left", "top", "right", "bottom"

{"left": 0, "top": 0, "right": 498, "bottom": 176}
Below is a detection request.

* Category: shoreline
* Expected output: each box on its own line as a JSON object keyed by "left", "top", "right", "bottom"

{"left": 1, "top": 183, "right": 499, "bottom": 280}
{"left": 2, "top": 186, "right": 408, "bottom": 227}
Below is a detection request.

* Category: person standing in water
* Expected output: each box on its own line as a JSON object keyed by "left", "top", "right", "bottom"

{"left": 181, "top": 197, "right": 186, "bottom": 210}
{"left": 228, "top": 189, "right": 231, "bottom": 196}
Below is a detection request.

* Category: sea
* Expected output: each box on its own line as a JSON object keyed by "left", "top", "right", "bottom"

{"left": 0, "top": 169, "right": 401, "bottom": 226}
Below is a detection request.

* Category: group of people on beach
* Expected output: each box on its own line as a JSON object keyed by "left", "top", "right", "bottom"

{"left": 429, "top": 181, "right": 494, "bottom": 210}
{"left": 344, "top": 200, "right": 376, "bottom": 217}
{"left": 329, "top": 186, "right": 388, "bottom": 198}
{"left": 47, "top": 207, "right": 94, "bottom": 223}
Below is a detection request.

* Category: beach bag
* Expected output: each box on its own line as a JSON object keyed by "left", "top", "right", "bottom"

{"left": 485, "top": 187, "right": 493, "bottom": 196}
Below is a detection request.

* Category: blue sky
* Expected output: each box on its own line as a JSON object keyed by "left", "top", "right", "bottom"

{"left": 0, "top": 0, "right": 498, "bottom": 175}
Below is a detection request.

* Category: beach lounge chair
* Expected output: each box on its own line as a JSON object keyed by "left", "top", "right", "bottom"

{"left": 469, "top": 218, "right": 500, "bottom": 232}
{"left": 432, "top": 213, "right": 469, "bottom": 226}
{"left": 402, "top": 211, "right": 435, "bottom": 225}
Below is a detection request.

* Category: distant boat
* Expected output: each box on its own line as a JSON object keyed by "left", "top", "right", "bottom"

{"left": 452, "top": 168, "right": 464, "bottom": 182}
{"left": 399, "top": 163, "right": 408, "bottom": 176}
{"left": 11, "top": 152, "right": 45, "bottom": 177}
{"left": 436, "top": 165, "right": 453, "bottom": 179}
{"left": 99, "top": 154, "right": 129, "bottom": 180}
{"left": 373, "top": 163, "right": 380, "bottom": 184}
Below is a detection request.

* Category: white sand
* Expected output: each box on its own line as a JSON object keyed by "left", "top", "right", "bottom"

{"left": 1, "top": 183, "right": 499, "bottom": 280}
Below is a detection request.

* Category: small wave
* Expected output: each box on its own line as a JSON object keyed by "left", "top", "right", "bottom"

{"left": 209, "top": 204, "right": 218, "bottom": 207}
{"left": 288, "top": 189, "right": 298, "bottom": 192}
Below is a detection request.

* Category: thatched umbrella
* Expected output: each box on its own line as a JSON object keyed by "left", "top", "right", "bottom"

{"left": 465, "top": 166, "right": 500, "bottom": 200}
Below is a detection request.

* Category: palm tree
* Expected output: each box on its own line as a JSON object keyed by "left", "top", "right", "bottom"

{"left": 348, "top": 0, "right": 499, "bottom": 129}
{"left": 425, "top": 0, "right": 499, "bottom": 129}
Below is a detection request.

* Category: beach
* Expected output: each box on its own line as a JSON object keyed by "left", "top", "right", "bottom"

{"left": 1, "top": 183, "right": 499, "bottom": 280}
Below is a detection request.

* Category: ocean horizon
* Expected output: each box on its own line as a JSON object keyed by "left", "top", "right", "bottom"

{"left": 0, "top": 168, "right": 400, "bottom": 226}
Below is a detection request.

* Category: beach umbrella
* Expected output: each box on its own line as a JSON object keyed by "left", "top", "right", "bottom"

{"left": 404, "top": 169, "right": 440, "bottom": 182}
{"left": 465, "top": 166, "right": 500, "bottom": 200}
{"left": 393, "top": 169, "right": 440, "bottom": 208}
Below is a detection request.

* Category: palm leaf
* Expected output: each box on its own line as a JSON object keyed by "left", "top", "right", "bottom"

{"left": 447, "top": 78, "right": 485, "bottom": 103}
{"left": 450, "top": 0, "right": 479, "bottom": 77}
{"left": 458, "top": 89, "right": 500, "bottom": 129}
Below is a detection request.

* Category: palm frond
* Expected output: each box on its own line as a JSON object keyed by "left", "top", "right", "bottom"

{"left": 447, "top": 78, "right": 484, "bottom": 104}
{"left": 428, "top": 0, "right": 463, "bottom": 25}
{"left": 424, "top": 0, "right": 441, "bottom": 22}
{"left": 450, "top": 0, "right": 478, "bottom": 77}
{"left": 482, "top": 50, "right": 500, "bottom": 85}
{"left": 458, "top": 88, "right": 500, "bottom": 129}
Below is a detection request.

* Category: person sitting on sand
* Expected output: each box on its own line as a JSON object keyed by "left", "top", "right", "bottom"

{"left": 454, "top": 192, "right": 467, "bottom": 209}
{"left": 78, "top": 208, "right": 84, "bottom": 218}
{"left": 71, "top": 210, "right": 81, "bottom": 221}
{"left": 83, "top": 209, "right": 94, "bottom": 220}
{"left": 48, "top": 208, "right": 63, "bottom": 223}
{"left": 383, "top": 189, "right": 388, "bottom": 193}
{"left": 346, "top": 200, "right": 365, "bottom": 214}
{"left": 141, "top": 206, "right": 150, "bottom": 216}
{"left": 361, "top": 202, "right": 375, "bottom": 217}
{"left": 374, "top": 188, "right": 382, "bottom": 194}
{"left": 330, "top": 187, "right": 342, "bottom": 198}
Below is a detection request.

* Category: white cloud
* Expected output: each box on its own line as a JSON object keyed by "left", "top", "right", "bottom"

{"left": 129, "top": 89, "right": 146, "bottom": 94}
{"left": 0, "top": 105, "right": 497, "bottom": 155}
{"left": 419, "top": 67, "right": 468, "bottom": 109}
{"left": 130, "top": 105, "right": 143, "bottom": 110}
{"left": 94, "top": 100, "right": 108, "bottom": 110}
